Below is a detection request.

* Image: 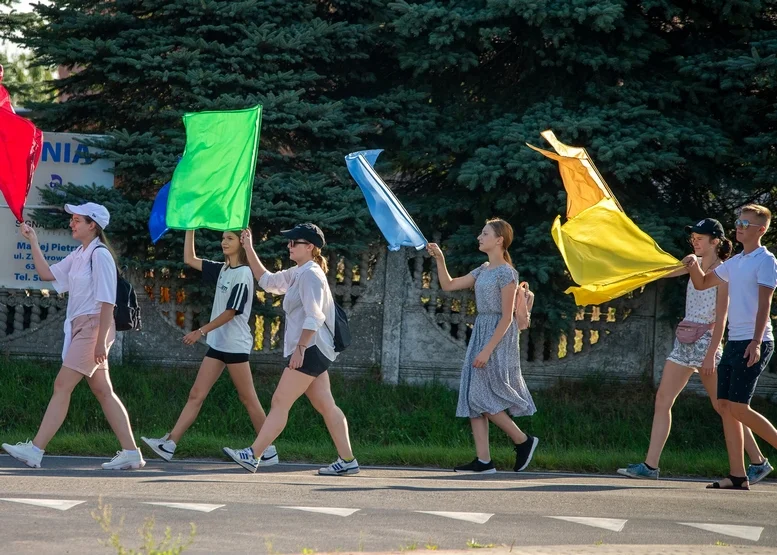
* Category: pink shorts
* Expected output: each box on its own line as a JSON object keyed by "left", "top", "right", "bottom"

{"left": 63, "top": 314, "right": 116, "bottom": 377}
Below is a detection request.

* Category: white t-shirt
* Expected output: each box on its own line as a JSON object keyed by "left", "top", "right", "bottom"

{"left": 50, "top": 237, "right": 117, "bottom": 360}
{"left": 714, "top": 246, "right": 777, "bottom": 342}
{"left": 201, "top": 260, "right": 254, "bottom": 354}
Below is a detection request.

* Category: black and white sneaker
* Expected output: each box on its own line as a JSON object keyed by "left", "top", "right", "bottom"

{"left": 513, "top": 435, "right": 539, "bottom": 472}
{"left": 454, "top": 458, "right": 496, "bottom": 474}
{"left": 259, "top": 445, "right": 279, "bottom": 466}
{"left": 141, "top": 434, "right": 176, "bottom": 462}
{"left": 223, "top": 446, "right": 259, "bottom": 473}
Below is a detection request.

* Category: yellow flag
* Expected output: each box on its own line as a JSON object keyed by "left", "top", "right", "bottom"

{"left": 528, "top": 131, "right": 682, "bottom": 306}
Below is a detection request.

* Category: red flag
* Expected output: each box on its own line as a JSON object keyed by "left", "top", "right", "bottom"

{"left": 0, "top": 64, "right": 43, "bottom": 222}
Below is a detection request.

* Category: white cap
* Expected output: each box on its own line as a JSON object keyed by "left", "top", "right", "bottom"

{"left": 65, "top": 202, "right": 110, "bottom": 229}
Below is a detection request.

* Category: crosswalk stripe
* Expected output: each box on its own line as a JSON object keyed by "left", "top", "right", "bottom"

{"left": 547, "top": 516, "right": 627, "bottom": 532}
{"left": 0, "top": 498, "right": 85, "bottom": 511}
{"left": 280, "top": 506, "right": 360, "bottom": 517}
{"left": 678, "top": 522, "right": 763, "bottom": 542}
{"left": 415, "top": 511, "right": 493, "bottom": 524}
{"left": 143, "top": 502, "right": 225, "bottom": 513}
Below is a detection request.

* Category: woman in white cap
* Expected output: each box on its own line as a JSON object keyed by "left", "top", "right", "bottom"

{"left": 1, "top": 203, "right": 145, "bottom": 470}
{"left": 223, "top": 223, "right": 358, "bottom": 475}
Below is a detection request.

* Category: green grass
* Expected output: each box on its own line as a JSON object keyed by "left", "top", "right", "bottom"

{"left": 1, "top": 358, "right": 775, "bottom": 477}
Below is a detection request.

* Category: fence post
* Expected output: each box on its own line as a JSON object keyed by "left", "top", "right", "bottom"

{"left": 380, "top": 249, "right": 406, "bottom": 384}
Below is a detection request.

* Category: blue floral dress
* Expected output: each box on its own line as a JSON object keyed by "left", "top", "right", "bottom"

{"left": 456, "top": 263, "right": 537, "bottom": 418}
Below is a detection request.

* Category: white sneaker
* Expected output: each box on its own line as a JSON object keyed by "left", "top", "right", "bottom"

{"left": 318, "top": 457, "right": 359, "bottom": 476}
{"left": 223, "top": 446, "right": 258, "bottom": 473}
{"left": 101, "top": 449, "right": 146, "bottom": 470}
{"left": 259, "top": 445, "right": 279, "bottom": 466}
{"left": 2, "top": 440, "right": 43, "bottom": 468}
{"left": 141, "top": 434, "right": 176, "bottom": 462}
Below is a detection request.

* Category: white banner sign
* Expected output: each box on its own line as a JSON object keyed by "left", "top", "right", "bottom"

{"left": 1, "top": 132, "right": 114, "bottom": 289}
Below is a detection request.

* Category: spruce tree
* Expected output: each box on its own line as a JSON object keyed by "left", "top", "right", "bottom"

{"left": 380, "top": 0, "right": 777, "bottom": 323}
{"left": 15, "top": 0, "right": 777, "bottom": 331}
{"left": 22, "top": 0, "right": 399, "bottom": 268}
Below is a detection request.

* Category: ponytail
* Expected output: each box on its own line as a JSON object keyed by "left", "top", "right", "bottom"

{"left": 312, "top": 246, "right": 328, "bottom": 274}
{"left": 85, "top": 216, "right": 118, "bottom": 266}
{"left": 486, "top": 218, "right": 514, "bottom": 267}
{"left": 717, "top": 237, "right": 733, "bottom": 261}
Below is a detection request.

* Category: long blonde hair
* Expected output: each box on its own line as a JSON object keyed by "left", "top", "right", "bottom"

{"left": 84, "top": 216, "right": 118, "bottom": 265}
{"left": 312, "top": 246, "right": 328, "bottom": 274}
{"left": 486, "top": 218, "right": 513, "bottom": 266}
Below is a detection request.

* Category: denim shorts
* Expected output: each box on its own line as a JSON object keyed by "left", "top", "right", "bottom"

{"left": 717, "top": 340, "right": 774, "bottom": 404}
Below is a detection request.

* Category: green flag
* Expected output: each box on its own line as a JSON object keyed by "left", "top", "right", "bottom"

{"left": 166, "top": 106, "right": 262, "bottom": 231}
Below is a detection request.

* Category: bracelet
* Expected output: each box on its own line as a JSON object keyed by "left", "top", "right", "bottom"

{"left": 199, "top": 328, "right": 206, "bottom": 336}
{"left": 297, "top": 344, "right": 307, "bottom": 354}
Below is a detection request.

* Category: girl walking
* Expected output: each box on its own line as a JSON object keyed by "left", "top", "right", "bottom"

{"left": 617, "top": 218, "right": 769, "bottom": 482}
{"left": 141, "top": 230, "right": 277, "bottom": 465}
{"left": 2, "top": 203, "right": 144, "bottom": 470}
{"left": 223, "top": 223, "right": 358, "bottom": 475}
{"left": 428, "top": 218, "right": 538, "bottom": 474}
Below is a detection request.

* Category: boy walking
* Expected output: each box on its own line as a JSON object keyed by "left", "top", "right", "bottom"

{"left": 683, "top": 204, "right": 777, "bottom": 489}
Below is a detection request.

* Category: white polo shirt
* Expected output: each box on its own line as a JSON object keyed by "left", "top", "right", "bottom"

{"left": 49, "top": 237, "right": 117, "bottom": 360}
{"left": 201, "top": 260, "right": 254, "bottom": 354}
{"left": 714, "top": 246, "right": 777, "bottom": 342}
{"left": 258, "top": 261, "right": 336, "bottom": 361}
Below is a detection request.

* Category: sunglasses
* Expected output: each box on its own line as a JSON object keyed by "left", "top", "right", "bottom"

{"left": 288, "top": 239, "right": 311, "bottom": 247}
{"left": 735, "top": 219, "right": 762, "bottom": 230}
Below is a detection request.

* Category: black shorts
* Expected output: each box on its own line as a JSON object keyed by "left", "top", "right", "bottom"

{"left": 717, "top": 340, "right": 774, "bottom": 404}
{"left": 205, "top": 347, "right": 250, "bottom": 365}
{"left": 287, "top": 345, "right": 332, "bottom": 377}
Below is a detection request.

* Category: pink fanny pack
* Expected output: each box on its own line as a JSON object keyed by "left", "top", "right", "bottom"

{"left": 675, "top": 320, "right": 714, "bottom": 344}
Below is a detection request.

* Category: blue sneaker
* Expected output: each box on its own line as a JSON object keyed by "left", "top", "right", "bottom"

{"left": 617, "top": 462, "right": 659, "bottom": 480}
{"left": 747, "top": 459, "right": 773, "bottom": 485}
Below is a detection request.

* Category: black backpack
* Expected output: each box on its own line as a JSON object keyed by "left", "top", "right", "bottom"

{"left": 91, "top": 245, "right": 142, "bottom": 332}
{"left": 327, "top": 301, "right": 351, "bottom": 352}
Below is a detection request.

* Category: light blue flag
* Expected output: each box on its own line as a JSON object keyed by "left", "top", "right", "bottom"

{"left": 345, "top": 149, "right": 427, "bottom": 251}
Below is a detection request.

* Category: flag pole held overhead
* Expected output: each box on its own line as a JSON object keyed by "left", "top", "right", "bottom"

{"left": 346, "top": 149, "right": 427, "bottom": 252}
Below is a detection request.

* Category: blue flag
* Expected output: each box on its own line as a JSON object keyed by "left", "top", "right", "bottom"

{"left": 149, "top": 182, "right": 170, "bottom": 244}
{"left": 345, "top": 149, "right": 426, "bottom": 251}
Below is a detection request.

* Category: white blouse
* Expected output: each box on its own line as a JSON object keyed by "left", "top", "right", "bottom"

{"left": 258, "top": 260, "right": 336, "bottom": 361}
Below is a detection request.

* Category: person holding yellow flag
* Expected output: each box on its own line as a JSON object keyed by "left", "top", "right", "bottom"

{"left": 617, "top": 218, "right": 767, "bottom": 480}
{"left": 683, "top": 205, "right": 777, "bottom": 490}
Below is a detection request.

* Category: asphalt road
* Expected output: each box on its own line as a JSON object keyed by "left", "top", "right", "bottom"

{"left": 1, "top": 455, "right": 776, "bottom": 554}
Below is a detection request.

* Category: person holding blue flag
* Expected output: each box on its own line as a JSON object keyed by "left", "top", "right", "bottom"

{"left": 427, "top": 219, "right": 538, "bottom": 474}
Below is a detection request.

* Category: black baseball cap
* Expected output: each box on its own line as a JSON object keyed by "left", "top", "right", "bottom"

{"left": 281, "top": 223, "right": 326, "bottom": 248}
{"left": 685, "top": 218, "right": 725, "bottom": 238}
